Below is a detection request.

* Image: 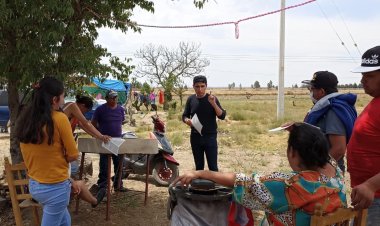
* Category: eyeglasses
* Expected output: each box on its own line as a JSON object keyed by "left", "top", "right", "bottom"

{"left": 194, "top": 85, "right": 206, "bottom": 89}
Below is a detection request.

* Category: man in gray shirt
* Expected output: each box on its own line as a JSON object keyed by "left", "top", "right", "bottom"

{"left": 302, "top": 71, "right": 357, "bottom": 172}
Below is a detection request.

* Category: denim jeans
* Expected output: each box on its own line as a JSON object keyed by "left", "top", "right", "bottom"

{"left": 190, "top": 133, "right": 218, "bottom": 171}
{"left": 366, "top": 198, "right": 380, "bottom": 226}
{"left": 97, "top": 154, "right": 123, "bottom": 189}
{"left": 70, "top": 159, "right": 79, "bottom": 175}
{"left": 29, "top": 179, "right": 71, "bottom": 226}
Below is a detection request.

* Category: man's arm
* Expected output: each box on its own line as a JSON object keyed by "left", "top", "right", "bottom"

{"left": 351, "top": 172, "right": 380, "bottom": 209}
{"left": 210, "top": 96, "right": 226, "bottom": 119}
{"left": 211, "top": 99, "right": 223, "bottom": 117}
{"left": 91, "top": 107, "right": 100, "bottom": 129}
{"left": 328, "top": 134, "right": 346, "bottom": 162}
{"left": 325, "top": 110, "right": 347, "bottom": 162}
{"left": 182, "top": 96, "right": 192, "bottom": 126}
{"left": 121, "top": 106, "right": 126, "bottom": 125}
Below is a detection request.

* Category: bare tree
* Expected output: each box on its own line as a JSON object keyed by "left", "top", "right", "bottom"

{"left": 135, "top": 42, "right": 210, "bottom": 109}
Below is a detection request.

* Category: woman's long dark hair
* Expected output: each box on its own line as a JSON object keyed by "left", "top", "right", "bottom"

{"left": 288, "top": 122, "right": 330, "bottom": 169}
{"left": 16, "top": 77, "right": 64, "bottom": 145}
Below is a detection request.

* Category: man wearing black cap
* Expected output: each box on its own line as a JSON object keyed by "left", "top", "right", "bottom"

{"left": 91, "top": 90, "right": 126, "bottom": 202}
{"left": 182, "top": 75, "right": 226, "bottom": 171}
{"left": 302, "top": 71, "right": 357, "bottom": 172}
{"left": 347, "top": 46, "right": 380, "bottom": 225}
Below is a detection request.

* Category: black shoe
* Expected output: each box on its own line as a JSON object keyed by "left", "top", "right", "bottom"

{"left": 92, "top": 188, "right": 106, "bottom": 208}
{"left": 89, "top": 184, "right": 99, "bottom": 196}
{"left": 114, "top": 186, "right": 129, "bottom": 192}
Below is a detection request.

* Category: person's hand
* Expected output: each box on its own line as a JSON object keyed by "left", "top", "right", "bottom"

{"left": 99, "top": 135, "right": 111, "bottom": 143}
{"left": 280, "top": 122, "right": 295, "bottom": 131}
{"left": 208, "top": 91, "right": 216, "bottom": 105}
{"left": 184, "top": 118, "right": 193, "bottom": 127}
{"left": 171, "top": 171, "right": 200, "bottom": 187}
{"left": 351, "top": 182, "right": 376, "bottom": 210}
{"left": 71, "top": 180, "right": 82, "bottom": 195}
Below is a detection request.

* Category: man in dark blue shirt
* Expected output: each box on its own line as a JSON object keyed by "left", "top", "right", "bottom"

{"left": 92, "top": 90, "right": 126, "bottom": 203}
{"left": 182, "top": 76, "right": 226, "bottom": 171}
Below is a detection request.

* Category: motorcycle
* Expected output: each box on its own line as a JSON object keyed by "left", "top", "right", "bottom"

{"left": 122, "top": 115, "right": 179, "bottom": 186}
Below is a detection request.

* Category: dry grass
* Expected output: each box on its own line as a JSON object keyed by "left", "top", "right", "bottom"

{"left": 164, "top": 89, "right": 371, "bottom": 174}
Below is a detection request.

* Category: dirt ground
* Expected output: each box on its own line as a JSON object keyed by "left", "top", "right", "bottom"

{"left": 0, "top": 134, "right": 352, "bottom": 226}
{"left": 0, "top": 113, "right": 207, "bottom": 226}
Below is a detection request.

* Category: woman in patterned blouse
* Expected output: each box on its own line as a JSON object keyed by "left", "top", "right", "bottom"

{"left": 172, "top": 122, "right": 346, "bottom": 226}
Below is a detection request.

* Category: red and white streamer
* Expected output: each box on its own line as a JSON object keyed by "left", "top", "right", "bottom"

{"left": 137, "top": 0, "right": 317, "bottom": 39}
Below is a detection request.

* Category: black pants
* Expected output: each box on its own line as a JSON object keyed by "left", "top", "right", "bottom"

{"left": 97, "top": 154, "right": 123, "bottom": 189}
{"left": 190, "top": 133, "right": 218, "bottom": 171}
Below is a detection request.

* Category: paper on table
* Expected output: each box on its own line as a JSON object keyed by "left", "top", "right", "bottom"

{"left": 191, "top": 113, "right": 203, "bottom": 136}
{"left": 102, "top": 138, "right": 125, "bottom": 155}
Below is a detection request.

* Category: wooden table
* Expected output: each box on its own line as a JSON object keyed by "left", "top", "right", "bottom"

{"left": 75, "top": 138, "right": 158, "bottom": 221}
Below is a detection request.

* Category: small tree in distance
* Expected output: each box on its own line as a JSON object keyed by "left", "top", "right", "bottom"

{"left": 228, "top": 82, "right": 236, "bottom": 89}
{"left": 254, "top": 81, "right": 260, "bottom": 89}
{"left": 267, "top": 80, "right": 274, "bottom": 89}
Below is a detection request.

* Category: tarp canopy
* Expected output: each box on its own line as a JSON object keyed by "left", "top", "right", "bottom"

{"left": 83, "top": 78, "right": 131, "bottom": 104}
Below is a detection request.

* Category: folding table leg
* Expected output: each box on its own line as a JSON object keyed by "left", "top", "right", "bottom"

{"left": 106, "top": 154, "right": 111, "bottom": 221}
{"left": 116, "top": 154, "right": 124, "bottom": 191}
{"left": 145, "top": 154, "right": 150, "bottom": 205}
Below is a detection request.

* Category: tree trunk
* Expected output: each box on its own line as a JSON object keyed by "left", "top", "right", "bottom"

{"left": 179, "top": 94, "right": 183, "bottom": 106}
{"left": 163, "top": 90, "right": 172, "bottom": 111}
{"left": 7, "top": 78, "right": 22, "bottom": 164}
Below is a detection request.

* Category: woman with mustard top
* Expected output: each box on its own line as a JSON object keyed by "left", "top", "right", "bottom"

{"left": 16, "top": 77, "right": 82, "bottom": 225}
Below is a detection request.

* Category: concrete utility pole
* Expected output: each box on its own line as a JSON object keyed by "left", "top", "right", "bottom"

{"left": 277, "top": 0, "right": 286, "bottom": 119}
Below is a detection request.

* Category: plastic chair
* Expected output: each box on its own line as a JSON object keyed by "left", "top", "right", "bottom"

{"left": 310, "top": 203, "right": 367, "bottom": 226}
{"left": 4, "top": 157, "right": 41, "bottom": 226}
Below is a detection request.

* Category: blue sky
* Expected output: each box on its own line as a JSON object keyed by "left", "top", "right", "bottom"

{"left": 97, "top": 0, "right": 380, "bottom": 87}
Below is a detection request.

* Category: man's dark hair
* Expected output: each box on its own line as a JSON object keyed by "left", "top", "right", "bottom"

{"left": 193, "top": 75, "right": 207, "bottom": 85}
{"left": 323, "top": 86, "right": 338, "bottom": 95}
{"left": 288, "top": 122, "right": 330, "bottom": 168}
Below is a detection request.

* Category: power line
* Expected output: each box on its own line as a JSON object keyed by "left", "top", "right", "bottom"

{"left": 106, "top": 51, "right": 358, "bottom": 63}
{"left": 330, "top": 0, "right": 361, "bottom": 55}
{"left": 316, "top": 1, "right": 356, "bottom": 63}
